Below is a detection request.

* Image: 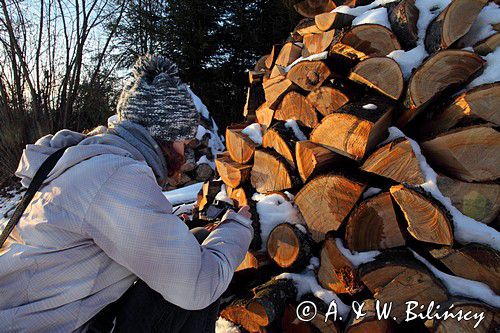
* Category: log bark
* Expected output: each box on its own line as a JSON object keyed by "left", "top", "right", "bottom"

{"left": 345, "top": 192, "right": 406, "bottom": 251}
{"left": 315, "top": 12, "right": 355, "bottom": 31}
{"left": 255, "top": 55, "right": 270, "bottom": 72}
{"left": 303, "top": 30, "right": 337, "bottom": 55}
{"left": 247, "top": 279, "right": 297, "bottom": 327}
{"left": 267, "top": 223, "right": 314, "bottom": 271}
{"left": 251, "top": 149, "right": 300, "bottom": 194}
{"left": 215, "top": 153, "right": 252, "bottom": 188}
{"left": 348, "top": 57, "right": 404, "bottom": 100}
{"left": 194, "top": 164, "right": 214, "bottom": 182}
{"left": 294, "top": 0, "right": 336, "bottom": 18}
{"left": 221, "top": 298, "right": 260, "bottom": 332}
{"left": 358, "top": 250, "right": 449, "bottom": 324}
{"left": 429, "top": 243, "right": 500, "bottom": 294}
{"left": 473, "top": 32, "right": 500, "bottom": 55}
{"left": 417, "top": 82, "right": 500, "bottom": 139}
{"left": 236, "top": 250, "right": 271, "bottom": 272}
{"left": 424, "top": 0, "right": 488, "bottom": 53}
{"left": 399, "top": 50, "right": 485, "bottom": 126}
{"left": 424, "top": 299, "right": 499, "bottom": 333}
{"left": 421, "top": 125, "right": 500, "bottom": 182}
{"left": 318, "top": 236, "right": 363, "bottom": 294}
{"left": 294, "top": 173, "right": 366, "bottom": 241}
{"left": 345, "top": 299, "right": 395, "bottom": 333}
{"left": 255, "top": 105, "right": 275, "bottom": 132}
{"left": 263, "top": 75, "right": 296, "bottom": 109}
{"left": 306, "top": 79, "right": 355, "bottom": 116}
{"left": 286, "top": 61, "right": 331, "bottom": 91}
{"left": 436, "top": 174, "right": 499, "bottom": 225}
{"left": 226, "top": 125, "right": 259, "bottom": 164}
{"left": 295, "top": 18, "right": 323, "bottom": 36}
{"left": 387, "top": 0, "right": 419, "bottom": 50}
{"left": 340, "top": 24, "right": 401, "bottom": 57}
{"left": 361, "top": 137, "right": 426, "bottom": 185}
{"left": 244, "top": 84, "right": 266, "bottom": 120}
{"left": 274, "top": 91, "right": 319, "bottom": 128}
{"left": 310, "top": 98, "right": 393, "bottom": 161}
{"left": 390, "top": 184, "right": 454, "bottom": 246}
{"left": 262, "top": 121, "right": 304, "bottom": 169}
{"left": 296, "top": 140, "right": 348, "bottom": 182}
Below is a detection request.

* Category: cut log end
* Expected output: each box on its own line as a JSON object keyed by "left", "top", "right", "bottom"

{"left": 267, "top": 223, "right": 313, "bottom": 271}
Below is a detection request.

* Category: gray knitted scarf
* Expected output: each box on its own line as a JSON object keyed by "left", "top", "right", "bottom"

{"left": 109, "top": 120, "right": 167, "bottom": 181}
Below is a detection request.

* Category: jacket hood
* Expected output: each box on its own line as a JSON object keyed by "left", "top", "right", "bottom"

{"left": 15, "top": 122, "right": 159, "bottom": 188}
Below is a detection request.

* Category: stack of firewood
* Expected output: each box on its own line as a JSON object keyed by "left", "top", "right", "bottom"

{"left": 200, "top": 0, "right": 500, "bottom": 332}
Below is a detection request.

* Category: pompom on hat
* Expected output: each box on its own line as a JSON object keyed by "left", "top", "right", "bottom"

{"left": 117, "top": 55, "right": 199, "bottom": 143}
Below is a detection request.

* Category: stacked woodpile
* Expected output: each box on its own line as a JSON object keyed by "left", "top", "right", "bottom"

{"left": 200, "top": 0, "right": 500, "bottom": 332}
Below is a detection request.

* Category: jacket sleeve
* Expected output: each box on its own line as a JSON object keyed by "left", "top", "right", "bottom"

{"left": 82, "top": 161, "right": 253, "bottom": 310}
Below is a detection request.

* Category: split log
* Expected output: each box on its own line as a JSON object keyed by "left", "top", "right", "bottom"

{"left": 263, "top": 75, "right": 296, "bottom": 109}
{"left": 387, "top": 0, "right": 419, "bottom": 50}
{"left": 221, "top": 298, "right": 264, "bottom": 333}
{"left": 473, "top": 32, "right": 500, "bottom": 55}
{"left": 315, "top": 12, "right": 355, "bottom": 31}
{"left": 246, "top": 279, "right": 297, "bottom": 328}
{"left": 294, "top": 173, "right": 366, "bottom": 241}
{"left": 306, "top": 79, "right": 355, "bottom": 116}
{"left": 251, "top": 149, "right": 300, "bottom": 193}
{"left": 262, "top": 121, "right": 304, "bottom": 168}
{"left": 310, "top": 99, "right": 393, "bottom": 161}
{"left": 345, "top": 192, "right": 405, "bottom": 252}
{"left": 255, "top": 103, "right": 275, "bottom": 130}
{"left": 425, "top": 0, "right": 488, "bottom": 53}
{"left": 436, "top": 174, "right": 499, "bottom": 224}
{"left": 348, "top": 57, "right": 404, "bottom": 100}
{"left": 275, "top": 42, "right": 303, "bottom": 68}
{"left": 358, "top": 250, "right": 449, "bottom": 324}
{"left": 295, "top": 18, "right": 323, "bottom": 36}
{"left": 194, "top": 163, "right": 214, "bottom": 182}
{"left": 296, "top": 140, "right": 348, "bottom": 182}
{"left": 340, "top": 24, "right": 401, "bottom": 57}
{"left": 421, "top": 125, "right": 500, "bottom": 182}
{"left": 274, "top": 91, "right": 319, "bottom": 128}
{"left": 361, "top": 137, "right": 426, "bottom": 185}
{"left": 424, "top": 299, "right": 499, "bottom": 333}
{"left": 215, "top": 153, "right": 252, "bottom": 188}
{"left": 418, "top": 83, "right": 500, "bottom": 138}
{"left": 226, "top": 185, "right": 252, "bottom": 209}
{"left": 255, "top": 55, "right": 270, "bottom": 72}
{"left": 345, "top": 299, "right": 394, "bottom": 333}
{"left": 429, "top": 243, "right": 500, "bottom": 294}
{"left": 249, "top": 70, "right": 265, "bottom": 85}
{"left": 286, "top": 61, "right": 331, "bottom": 91}
{"left": 303, "top": 29, "right": 337, "bottom": 55}
{"left": 267, "top": 223, "right": 313, "bottom": 271}
{"left": 318, "top": 236, "right": 363, "bottom": 294}
{"left": 236, "top": 250, "right": 271, "bottom": 272}
{"left": 328, "top": 43, "right": 368, "bottom": 72}
{"left": 244, "top": 84, "right": 266, "bottom": 120}
{"left": 226, "top": 125, "right": 259, "bottom": 164}
{"left": 294, "top": 0, "right": 336, "bottom": 18}
{"left": 196, "top": 179, "right": 224, "bottom": 212}
{"left": 399, "top": 49, "right": 485, "bottom": 126}
{"left": 390, "top": 184, "right": 454, "bottom": 246}
{"left": 270, "top": 64, "right": 287, "bottom": 79}
{"left": 265, "top": 44, "right": 283, "bottom": 69}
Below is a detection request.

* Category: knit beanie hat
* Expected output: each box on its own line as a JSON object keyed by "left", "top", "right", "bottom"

{"left": 116, "top": 55, "right": 199, "bottom": 142}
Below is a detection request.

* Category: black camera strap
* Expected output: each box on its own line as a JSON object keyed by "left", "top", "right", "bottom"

{"left": 0, "top": 146, "right": 70, "bottom": 248}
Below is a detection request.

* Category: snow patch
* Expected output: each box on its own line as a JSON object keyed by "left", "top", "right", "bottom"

{"left": 335, "top": 238, "right": 380, "bottom": 267}
{"left": 333, "top": 0, "right": 398, "bottom": 16}
{"left": 285, "top": 51, "right": 329, "bottom": 72}
{"left": 276, "top": 269, "right": 351, "bottom": 320}
{"left": 362, "top": 103, "right": 378, "bottom": 110}
{"left": 362, "top": 187, "right": 382, "bottom": 199}
{"left": 387, "top": 46, "right": 428, "bottom": 79}
{"left": 468, "top": 48, "right": 500, "bottom": 88}
{"left": 163, "top": 182, "right": 203, "bottom": 206}
{"left": 411, "top": 250, "right": 500, "bottom": 308}
{"left": 215, "top": 184, "right": 234, "bottom": 205}
{"left": 252, "top": 193, "right": 305, "bottom": 250}
{"left": 285, "top": 119, "right": 307, "bottom": 141}
{"left": 241, "top": 123, "right": 263, "bottom": 145}
{"left": 352, "top": 7, "right": 391, "bottom": 28}
{"left": 459, "top": 3, "right": 500, "bottom": 47}
{"left": 295, "top": 223, "right": 307, "bottom": 234}
{"left": 196, "top": 155, "right": 215, "bottom": 169}
{"left": 215, "top": 317, "right": 241, "bottom": 333}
